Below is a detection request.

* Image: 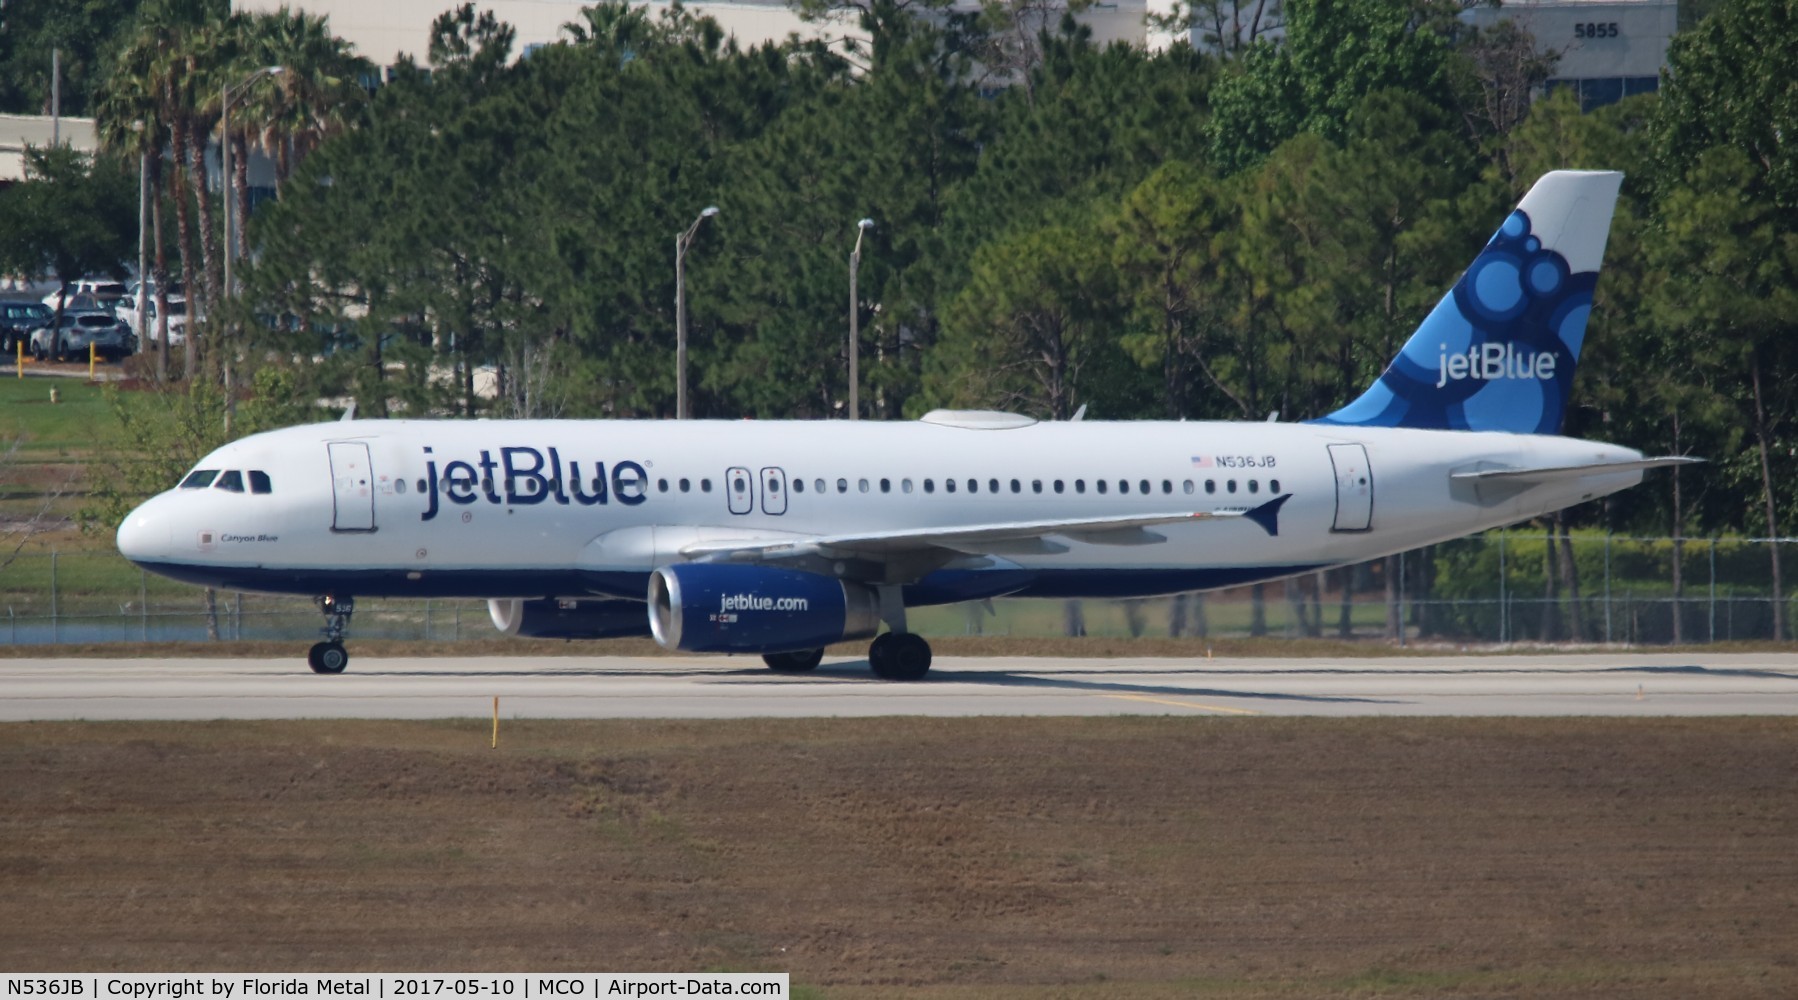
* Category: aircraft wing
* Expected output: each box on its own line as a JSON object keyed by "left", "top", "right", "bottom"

{"left": 1450, "top": 456, "right": 1701, "bottom": 485}
{"left": 680, "top": 494, "right": 1292, "bottom": 564}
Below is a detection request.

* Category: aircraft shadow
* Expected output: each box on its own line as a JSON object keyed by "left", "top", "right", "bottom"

{"left": 775, "top": 661, "right": 1399, "bottom": 705}
{"left": 1602, "top": 664, "right": 1798, "bottom": 681}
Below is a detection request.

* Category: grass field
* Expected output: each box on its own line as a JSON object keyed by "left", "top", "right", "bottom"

{"left": 2, "top": 716, "right": 1794, "bottom": 997}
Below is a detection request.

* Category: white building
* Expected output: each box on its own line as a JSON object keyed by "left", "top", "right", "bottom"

{"left": 1461, "top": 0, "right": 1678, "bottom": 110}
{"left": 0, "top": 114, "right": 99, "bottom": 184}
{"left": 234, "top": 0, "right": 1177, "bottom": 70}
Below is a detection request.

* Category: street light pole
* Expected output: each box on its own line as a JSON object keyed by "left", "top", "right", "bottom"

{"left": 848, "top": 218, "right": 873, "bottom": 420}
{"left": 674, "top": 205, "right": 719, "bottom": 420}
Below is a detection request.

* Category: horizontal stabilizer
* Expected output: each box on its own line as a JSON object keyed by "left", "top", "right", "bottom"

{"left": 1450, "top": 456, "right": 1702, "bottom": 485}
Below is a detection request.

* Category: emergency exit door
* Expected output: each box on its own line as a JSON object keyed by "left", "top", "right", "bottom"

{"left": 1327, "top": 443, "right": 1373, "bottom": 532}
{"left": 328, "top": 441, "right": 376, "bottom": 532}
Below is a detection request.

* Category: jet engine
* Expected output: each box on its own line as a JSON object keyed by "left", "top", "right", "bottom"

{"left": 487, "top": 597, "right": 652, "bottom": 639}
{"left": 649, "top": 563, "right": 880, "bottom": 653}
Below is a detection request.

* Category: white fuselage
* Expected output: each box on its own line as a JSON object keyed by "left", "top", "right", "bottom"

{"left": 117, "top": 417, "right": 1646, "bottom": 603}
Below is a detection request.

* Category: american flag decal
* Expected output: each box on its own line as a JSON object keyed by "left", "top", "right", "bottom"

{"left": 1190, "top": 455, "right": 1213, "bottom": 468}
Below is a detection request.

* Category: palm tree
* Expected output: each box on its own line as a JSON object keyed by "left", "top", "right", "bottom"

{"left": 95, "top": 16, "right": 178, "bottom": 381}
{"left": 226, "top": 8, "right": 371, "bottom": 261}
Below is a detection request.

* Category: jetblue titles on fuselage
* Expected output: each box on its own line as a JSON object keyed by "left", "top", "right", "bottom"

{"left": 419, "top": 446, "right": 649, "bottom": 521}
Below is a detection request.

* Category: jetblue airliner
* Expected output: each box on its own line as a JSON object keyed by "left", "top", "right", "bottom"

{"left": 117, "top": 171, "right": 1690, "bottom": 677}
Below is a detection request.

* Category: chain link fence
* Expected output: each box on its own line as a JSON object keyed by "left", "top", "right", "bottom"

{"left": 3, "top": 531, "right": 1794, "bottom": 646}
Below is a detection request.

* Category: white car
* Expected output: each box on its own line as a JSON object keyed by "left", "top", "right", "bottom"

{"left": 118, "top": 295, "right": 192, "bottom": 346}
{"left": 30, "top": 309, "right": 133, "bottom": 361}
{"left": 44, "top": 279, "right": 129, "bottom": 311}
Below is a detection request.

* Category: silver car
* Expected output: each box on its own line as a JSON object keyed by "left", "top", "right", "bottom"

{"left": 30, "top": 310, "right": 133, "bottom": 362}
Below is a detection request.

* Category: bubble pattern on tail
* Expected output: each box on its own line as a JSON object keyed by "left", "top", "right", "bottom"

{"left": 1316, "top": 207, "right": 1598, "bottom": 435}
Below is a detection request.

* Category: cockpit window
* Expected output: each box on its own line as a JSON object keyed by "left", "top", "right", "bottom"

{"left": 215, "top": 470, "right": 245, "bottom": 493}
{"left": 249, "top": 470, "right": 272, "bottom": 494}
{"left": 180, "top": 470, "right": 219, "bottom": 489}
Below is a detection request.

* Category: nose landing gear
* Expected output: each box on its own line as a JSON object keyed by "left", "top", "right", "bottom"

{"left": 307, "top": 595, "right": 355, "bottom": 674}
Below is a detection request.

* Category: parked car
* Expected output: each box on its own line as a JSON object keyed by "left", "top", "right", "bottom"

{"left": 118, "top": 294, "right": 192, "bottom": 346}
{"left": 29, "top": 310, "right": 133, "bottom": 362}
{"left": 0, "top": 300, "right": 52, "bottom": 354}
{"left": 43, "top": 278, "right": 130, "bottom": 312}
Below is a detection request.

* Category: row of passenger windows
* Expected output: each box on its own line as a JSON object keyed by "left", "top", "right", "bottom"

{"left": 732, "top": 476, "right": 1279, "bottom": 497}
{"left": 184, "top": 465, "right": 1277, "bottom": 502}
{"left": 179, "top": 469, "right": 273, "bottom": 494}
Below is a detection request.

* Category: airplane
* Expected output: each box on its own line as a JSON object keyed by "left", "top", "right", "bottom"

{"left": 117, "top": 170, "right": 1693, "bottom": 678}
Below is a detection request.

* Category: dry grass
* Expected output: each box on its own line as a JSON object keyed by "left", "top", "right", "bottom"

{"left": 2, "top": 717, "right": 1796, "bottom": 997}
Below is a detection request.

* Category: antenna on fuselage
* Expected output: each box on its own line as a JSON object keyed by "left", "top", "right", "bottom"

{"left": 1070, "top": 404, "right": 1087, "bottom": 422}
{"left": 341, "top": 402, "right": 356, "bottom": 422}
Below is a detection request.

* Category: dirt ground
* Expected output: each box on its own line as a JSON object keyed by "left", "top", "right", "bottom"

{"left": 2, "top": 717, "right": 1795, "bottom": 998}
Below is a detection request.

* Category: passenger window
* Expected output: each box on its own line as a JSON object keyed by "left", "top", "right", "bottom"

{"left": 944, "top": 479, "right": 955, "bottom": 493}
{"left": 989, "top": 479, "right": 999, "bottom": 494}
{"left": 215, "top": 470, "right": 245, "bottom": 493}
{"left": 1010, "top": 479, "right": 1021, "bottom": 493}
{"left": 1249, "top": 480, "right": 1259, "bottom": 494}
{"left": 1183, "top": 480, "right": 1195, "bottom": 495}
{"left": 1162, "top": 480, "right": 1173, "bottom": 494}
{"left": 249, "top": 470, "right": 272, "bottom": 495}
{"left": 838, "top": 478, "right": 848, "bottom": 494}
{"left": 793, "top": 479, "right": 804, "bottom": 493}
{"left": 416, "top": 479, "right": 427, "bottom": 494}
{"left": 902, "top": 478, "right": 913, "bottom": 494}
{"left": 1053, "top": 480, "right": 1064, "bottom": 494}
{"left": 180, "top": 469, "right": 219, "bottom": 489}
{"left": 1227, "top": 480, "right": 1237, "bottom": 493}
{"left": 1031, "top": 480, "right": 1042, "bottom": 494}
{"left": 680, "top": 478, "right": 691, "bottom": 493}
{"left": 658, "top": 478, "right": 670, "bottom": 493}
{"left": 1074, "top": 479, "right": 1085, "bottom": 494}
{"left": 1118, "top": 480, "right": 1129, "bottom": 494}
{"left": 701, "top": 479, "right": 713, "bottom": 493}
{"left": 1140, "top": 479, "right": 1151, "bottom": 495}
{"left": 395, "top": 479, "right": 407, "bottom": 495}
{"left": 1270, "top": 479, "right": 1280, "bottom": 493}
{"left": 880, "top": 478, "right": 891, "bottom": 493}
{"left": 1097, "top": 480, "right": 1108, "bottom": 494}
{"left": 924, "top": 478, "right": 935, "bottom": 494}
{"left": 815, "top": 479, "right": 825, "bottom": 494}
{"left": 733, "top": 475, "right": 747, "bottom": 493}
{"left": 859, "top": 479, "right": 870, "bottom": 493}
{"left": 1205, "top": 480, "right": 1216, "bottom": 494}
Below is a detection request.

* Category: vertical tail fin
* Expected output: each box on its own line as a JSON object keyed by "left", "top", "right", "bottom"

{"left": 1314, "top": 170, "right": 1624, "bottom": 435}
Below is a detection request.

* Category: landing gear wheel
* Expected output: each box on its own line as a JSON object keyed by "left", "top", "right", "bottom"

{"left": 868, "top": 632, "right": 932, "bottom": 681}
{"left": 308, "top": 641, "right": 348, "bottom": 674}
{"left": 763, "top": 648, "right": 824, "bottom": 673}
{"left": 308, "top": 595, "right": 356, "bottom": 674}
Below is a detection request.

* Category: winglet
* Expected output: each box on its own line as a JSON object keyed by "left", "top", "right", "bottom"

{"left": 1245, "top": 494, "right": 1291, "bottom": 537}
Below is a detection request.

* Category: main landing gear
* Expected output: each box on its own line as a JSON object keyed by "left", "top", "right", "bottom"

{"left": 307, "top": 595, "right": 355, "bottom": 674}
{"left": 758, "top": 634, "right": 933, "bottom": 680}
{"left": 867, "top": 632, "right": 932, "bottom": 681}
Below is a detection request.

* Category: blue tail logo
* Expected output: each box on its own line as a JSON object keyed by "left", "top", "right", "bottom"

{"left": 1314, "top": 171, "right": 1623, "bottom": 435}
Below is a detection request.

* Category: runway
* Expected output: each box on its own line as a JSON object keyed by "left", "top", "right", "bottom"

{"left": 3, "top": 651, "right": 1798, "bottom": 720}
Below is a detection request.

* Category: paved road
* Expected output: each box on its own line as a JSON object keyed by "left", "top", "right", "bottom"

{"left": 3, "top": 651, "right": 1797, "bottom": 720}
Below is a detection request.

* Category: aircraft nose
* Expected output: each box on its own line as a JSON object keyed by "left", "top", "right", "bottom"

{"left": 117, "top": 499, "right": 173, "bottom": 564}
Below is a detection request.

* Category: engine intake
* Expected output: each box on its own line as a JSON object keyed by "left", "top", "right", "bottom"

{"left": 487, "top": 598, "right": 651, "bottom": 640}
{"left": 649, "top": 563, "right": 880, "bottom": 653}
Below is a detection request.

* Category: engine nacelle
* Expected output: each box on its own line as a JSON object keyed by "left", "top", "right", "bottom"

{"left": 649, "top": 563, "right": 880, "bottom": 653}
{"left": 487, "top": 598, "right": 652, "bottom": 639}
